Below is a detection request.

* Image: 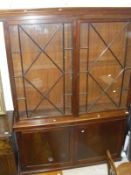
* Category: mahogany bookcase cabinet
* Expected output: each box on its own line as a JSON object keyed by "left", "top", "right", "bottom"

{"left": 1, "top": 8, "right": 131, "bottom": 175}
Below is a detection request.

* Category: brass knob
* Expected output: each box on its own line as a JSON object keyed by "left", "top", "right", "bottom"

{"left": 81, "top": 129, "right": 85, "bottom": 133}
{"left": 48, "top": 157, "right": 54, "bottom": 162}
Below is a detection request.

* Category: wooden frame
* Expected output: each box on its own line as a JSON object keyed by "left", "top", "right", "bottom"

{"left": 1, "top": 8, "right": 131, "bottom": 174}
{"left": 1, "top": 8, "right": 131, "bottom": 121}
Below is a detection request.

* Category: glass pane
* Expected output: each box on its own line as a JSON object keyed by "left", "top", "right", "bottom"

{"left": 9, "top": 22, "right": 73, "bottom": 119}
{"left": 17, "top": 101, "right": 27, "bottom": 118}
{"left": 65, "top": 50, "right": 73, "bottom": 73}
{"left": 15, "top": 78, "right": 24, "bottom": 98}
{"left": 64, "top": 23, "right": 73, "bottom": 48}
{"left": 80, "top": 23, "right": 88, "bottom": 48}
{"left": 79, "top": 22, "right": 130, "bottom": 114}
{"left": 125, "top": 23, "right": 131, "bottom": 68}
{"left": 65, "top": 95, "right": 72, "bottom": 114}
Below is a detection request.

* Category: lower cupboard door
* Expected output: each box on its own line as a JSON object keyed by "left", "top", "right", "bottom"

{"left": 76, "top": 119, "right": 125, "bottom": 163}
{"left": 17, "top": 127, "right": 72, "bottom": 170}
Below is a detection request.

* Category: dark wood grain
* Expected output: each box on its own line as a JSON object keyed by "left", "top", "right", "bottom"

{"left": 76, "top": 120, "right": 125, "bottom": 162}
{"left": 2, "top": 8, "right": 131, "bottom": 175}
{"left": 0, "top": 153, "right": 17, "bottom": 175}
{"left": 13, "top": 109, "right": 128, "bottom": 131}
{"left": 0, "top": 114, "right": 17, "bottom": 175}
{"left": 0, "top": 8, "right": 131, "bottom": 20}
{"left": 17, "top": 127, "right": 72, "bottom": 171}
{"left": 15, "top": 117, "right": 126, "bottom": 174}
{"left": 72, "top": 20, "right": 79, "bottom": 116}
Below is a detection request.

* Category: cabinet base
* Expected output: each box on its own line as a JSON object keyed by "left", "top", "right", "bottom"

{"left": 18, "top": 156, "right": 122, "bottom": 175}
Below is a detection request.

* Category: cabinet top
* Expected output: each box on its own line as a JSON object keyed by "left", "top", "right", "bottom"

{"left": 1, "top": 7, "right": 131, "bottom": 20}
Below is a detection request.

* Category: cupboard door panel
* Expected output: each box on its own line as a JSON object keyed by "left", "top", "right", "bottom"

{"left": 18, "top": 127, "right": 72, "bottom": 170}
{"left": 76, "top": 119, "right": 125, "bottom": 162}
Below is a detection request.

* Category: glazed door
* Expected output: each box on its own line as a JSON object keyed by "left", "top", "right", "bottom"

{"left": 8, "top": 21, "right": 73, "bottom": 119}
{"left": 7, "top": 20, "right": 131, "bottom": 118}
{"left": 17, "top": 127, "right": 72, "bottom": 171}
{"left": 79, "top": 22, "right": 131, "bottom": 114}
{"left": 75, "top": 119, "right": 125, "bottom": 163}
